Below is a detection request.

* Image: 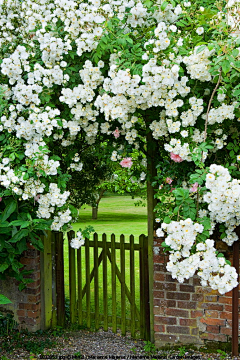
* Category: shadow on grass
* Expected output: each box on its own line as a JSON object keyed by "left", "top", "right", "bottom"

{"left": 78, "top": 213, "right": 147, "bottom": 223}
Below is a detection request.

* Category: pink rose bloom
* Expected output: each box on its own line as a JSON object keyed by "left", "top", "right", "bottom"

{"left": 190, "top": 182, "right": 198, "bottom": 193}
{"left": 113, "top": 128, "right": 120, "bottom": 139}
{"left": 170, "top": 152, "right": 183, "bottom": 163}
{"left": 0, "top": 197, "right": 2, "bottom": 202}
{"left": 166, "top": 177, "right": 173, "bottom": 184}
{"left": 120, "top": 157, "right": 133, "bottom": 168}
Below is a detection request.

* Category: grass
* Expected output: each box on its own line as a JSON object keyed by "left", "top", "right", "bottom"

{"left": 72, "top": 194, "right": 147, "bottom": 237}
{"left": 63, "top": 195, "right": 147, "bottom": 330}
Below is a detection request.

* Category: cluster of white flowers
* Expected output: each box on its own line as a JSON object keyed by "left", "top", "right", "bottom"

{"left": 183, "top": 46, "right": 215, "bottom": 82}
{"left": 204, "top": 165, "right": 240, "bottom": 245}
{"left": 51, "top": 208, "right": 72, "bottom": 231}
{"left": 164, "top": 138, "right": 191, "bottom": 161}
{"left": 202, "top": 104, "right": 235, "bottom": 125}
{"left": 157, "top": 219, "right": 238, "bottom": 294}
{"left": 70, "top": 231, "right": 85, "bottom": 249}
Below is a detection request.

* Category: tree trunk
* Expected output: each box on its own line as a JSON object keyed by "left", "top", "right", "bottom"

{"left": 92, "top": 206, "right": 98, "bottom": 220}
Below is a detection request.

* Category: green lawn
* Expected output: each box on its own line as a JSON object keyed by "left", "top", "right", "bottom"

{"left": 63, "top": 195, "right": 147, "bottom": 329}
{"left": 71, "top": 194, "right": 147, "bottom": 237}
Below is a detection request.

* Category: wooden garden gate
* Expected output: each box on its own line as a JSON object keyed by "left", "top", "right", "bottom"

{"left": 67, "top": 231, "right": 150, "bottom": 339}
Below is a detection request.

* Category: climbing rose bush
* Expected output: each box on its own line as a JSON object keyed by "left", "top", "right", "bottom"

{"left": 0, "top": 0, "right": 240, "bottom": 294}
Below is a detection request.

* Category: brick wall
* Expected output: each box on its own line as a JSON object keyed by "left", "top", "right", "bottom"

{"left": 153, "top": 237, "right": 240, "bottom": 347}
{"left": 0, "top": 243, "right": 41, "bottom": 332}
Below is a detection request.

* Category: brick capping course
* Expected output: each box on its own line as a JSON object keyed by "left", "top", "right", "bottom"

{"left": 153, "top": 237, "right": 240, "bottom": 347}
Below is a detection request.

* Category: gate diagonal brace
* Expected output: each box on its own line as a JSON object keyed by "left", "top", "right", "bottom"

{"left": 106, "top": 247, "right": 140, "bottom": 321}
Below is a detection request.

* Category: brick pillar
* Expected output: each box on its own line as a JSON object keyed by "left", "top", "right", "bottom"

{"left": 153, "top": 237, "right": 240, "bottom": 347}
{"left": 0, "top": 243, "right": 41, "bottom": 332}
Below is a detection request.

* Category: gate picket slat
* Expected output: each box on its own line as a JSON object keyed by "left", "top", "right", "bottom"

{"left": 130, "top": 235, "right": 135, "bottom": 338}
{"left": 102, "top": 234, "right": 108, "bottom": 331}
{"left": 106, "top": 248, "right": 140, "bottom": 321}
{"left": 68, "top": 231, "right": 77, "bottom": 324}
{"left": 120, "top": 234, "right": 126, "bottom": 336}
{"left": 77, "top": 246, "right": 83, "bottom": 326}
{"left": 111, "top": 234, "right": 117, "bottom": 333}
{"left": 85, "top": 237, "right": 91, "bottom": 328}
{"left": 94, "top": 233, "right": 99, "bottom": 331}
{"left": 139, "top": 234, "right": 144, "bottom": 338}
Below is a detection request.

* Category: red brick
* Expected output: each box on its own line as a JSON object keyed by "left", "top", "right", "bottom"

{"left": 17, "top": 310, "right": 26, "bottom": 317}
{"left": 154, "top": 306, "right": 165, "bottom": 315}
{"left": 206, "top": 325, "right": 220, "bottom": 334}
{"left": 164, "top": 283, "right": 177, "bottom": 291}
{"left": 154, "top": 298, "right": 162, "bottom": 306}
{"left": 28, "top": 294, "right": 41, "bottom": 302}
{"left": 192, "top": 294, "right": 204, "bottom": 302}
{"left": 177, "top": 301, "right": 196, "bottom": 309}
{"left": 204, "top": 310, "right": 219, "bottom": 318}
{"left": 153, "top": 254, "right": 164, "bottom": 264}
{"left": 180, "top": 318, "right": 197, "bottom": 327}
{"left": 205, "top": 295, "right": 218, "bottom": 302}
{"left": 154, "top": 273, "right": 165, "bottom": 282}
{"left": 191, "top": 310, "right": 204, "bottom": 318}
{"left": 225, "top": 305, "right": 232, "bottom": 312}
{"left": 166, "top": 292, "right": 190, "bottom": 300}
{"left": 191, "top": 328, "right": 199, "bottom": 335}
{"left": 167, "top": 325, "right": 190, "bottom": 334}
{"left": 220, "top": 311, "right": 232, "bottom": 320}
{"left": 224, "top": 291, "right": 232, "bottom": 297}
{"left": 180, "top": 284, "right": 195, "bottom": 292}
{"left": 200, "top": 318, "right": 226, "bottom": 326}
{"left": 27, "top": 279, "right": 41, "bottom": 288}
{"left": 166, "top": 308, "right": 189, "bottom": 318}
{"left": 154, "top": 282, "right": 164, "bottom": 290}
{"left": 220, "top": 327, "right": 232, "bottom": 335}
{"left": 154, "top": 264, "right": 162, "bottom": 272}
{"left": 153, "top": 290, "right": 164, "bottom": 299}
{"left": 27, "top": 310, "right": 40, "bottom": 319}
{"left": 219, "top": 297, "right": 232, "bottom": 304}
{"left": 166, "top": 300, "right": 176, "bottom": 307}
{"left": 155, "top": 334, "right": 177, "bottom": 343}
{"left": 154, "top": 324, "right": 165, "bottom": 332}
{"left": 155, "top": 316, "right": 177, "bottom": 325}
{"left": 200, "top": 333, "right": 227, "bottom": 342}
{"left": 201, "top": 303, "right": 223, "bottom": 311}
{"left": 18, "top": 317, "right": 37, "bottom": 326}
{"left": 177, "top": 335, "right": 200, "bottom": 343}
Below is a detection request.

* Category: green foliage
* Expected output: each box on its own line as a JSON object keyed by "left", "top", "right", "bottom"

{"left": 0, "top": 295, "right": 12, "bottom": 305}
{"left": 0, "top": 312, "right": 17, "bottom": 336}
{"left": 143, "top": 341, "right": 157, "bottom": 355}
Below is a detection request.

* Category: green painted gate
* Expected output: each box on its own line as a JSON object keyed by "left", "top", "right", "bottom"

{"left": 67, "top": 230, "right": 150, "bottom": 339}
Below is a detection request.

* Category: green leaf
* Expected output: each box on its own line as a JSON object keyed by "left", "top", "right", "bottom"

{"left": 161, "top": 1, "right": 169, "bottom": 11}
{"left": 9, "top": 229, "right": 29, "bottom": 243}
{"left": 222, "top": 60, "right": 231, "bottom": 74}
{"left": 1, "top": 200, "right": 17, "bottom": 222}
{"left": 0, "top": 263, "right": 9, "bottom": 272}
{"left": 29, "top": 234, "right": 44, "bottom": 251}
{"left": 17, "top": 238, "right": 27, "bottom": 253}
{"left": 217, "top": 253, "right": 224, "bottom": 258}
{"left": 0, "top": 238, "right": 4, "bottom": 251}
{"left": 0, "top": 294, "right": 12, "bottom": 305}
{"left": 196, "top": 45, "right": 206, "bottom": 54}
{"left": 232, "top": 49, "right": 239, "bottom": 57}
{"left": 163, "top": 216, "right": 172, "bottom": 224}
